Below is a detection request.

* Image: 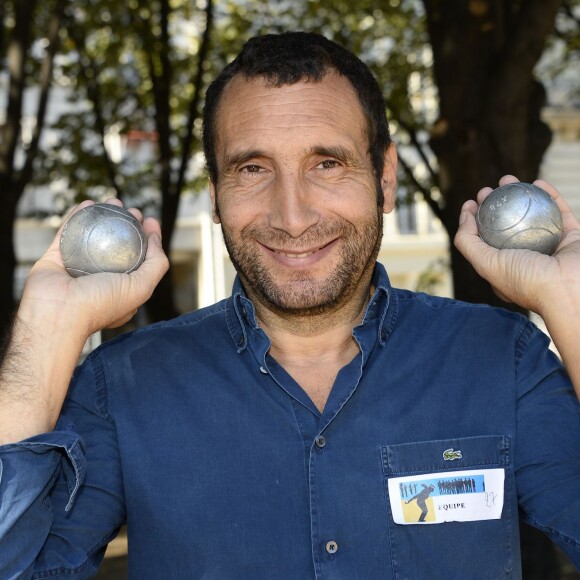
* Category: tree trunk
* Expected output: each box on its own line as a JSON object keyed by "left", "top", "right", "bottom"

{"left": 423, "top": 0, "right": 558, "bottom": 307}
{"left": 145, "top": 186, "right": 181, "bottom": 323}
{"left": 423, "top": 2, "right": 565, "bottom": 576}
{"left": 0, "top": 183, "right": 18, "bottom": 338}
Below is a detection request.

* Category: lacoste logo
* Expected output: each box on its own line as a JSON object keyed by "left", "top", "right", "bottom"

{"left": 443, "top": 448, "right": 462, "bottom": 461}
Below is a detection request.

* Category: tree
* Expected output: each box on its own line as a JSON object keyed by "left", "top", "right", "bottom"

{"left": 0, "top": 0, "right": 66, "bottom": 336}
{"left": 423, "top": 0, "right": 569, "bottom": 307}
{"left": 42, "top": 0, "right": 215, "bottom": 323}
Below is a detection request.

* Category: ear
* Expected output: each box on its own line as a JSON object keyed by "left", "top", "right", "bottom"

{"left": 209, "top": 180, "right": 221, "bottom": 224}
{"left": 381, "top": 143, "right": 398, "bottom": 214}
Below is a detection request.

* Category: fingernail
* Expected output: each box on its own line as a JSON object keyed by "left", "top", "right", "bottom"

{"left": 459, "top": 211, "right": 467, "bottom": 225}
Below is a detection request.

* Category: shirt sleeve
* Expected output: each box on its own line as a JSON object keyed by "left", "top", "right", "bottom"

{"left": 0, "top": 352, "right": 125, "bottom": 578}
{"left": 515, "top": 320, "right": 580, "bottom": 568}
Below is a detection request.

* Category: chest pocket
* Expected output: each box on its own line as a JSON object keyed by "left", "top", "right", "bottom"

{"left": 381, "top": 435, "right": 516, "bottom": 580}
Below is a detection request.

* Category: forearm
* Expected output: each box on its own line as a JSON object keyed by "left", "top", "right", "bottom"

{"left": 0, "top": 303, "right": 88, "bottom": 444}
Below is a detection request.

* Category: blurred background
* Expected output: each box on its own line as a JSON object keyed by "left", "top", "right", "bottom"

{"left": 1, "top": 0, "right": 579, "bottom": 577}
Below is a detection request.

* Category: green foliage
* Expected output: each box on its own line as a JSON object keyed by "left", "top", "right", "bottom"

{"left": 38, "top": 0, "right": 216, "bottom": 214}
{"left": 31, "top": 0, "right": 436, "bottom": 217}
{"left": 4, "top": 0, "right": 578, "bottom": 220}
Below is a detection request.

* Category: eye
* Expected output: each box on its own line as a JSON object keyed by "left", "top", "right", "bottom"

{"left": 317, "top": 159, "right": 341, "bottom": 171}
{"left": 240, "top": 164, "right": 264, "bottom": 174}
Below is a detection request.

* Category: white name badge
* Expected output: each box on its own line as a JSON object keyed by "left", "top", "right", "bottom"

{"left": 388, "top": 468, "right": 504, "bottom": 525}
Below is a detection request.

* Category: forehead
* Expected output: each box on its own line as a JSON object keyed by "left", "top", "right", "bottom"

{"left": 213, "top": 72, "right": 368, "bottom": 158}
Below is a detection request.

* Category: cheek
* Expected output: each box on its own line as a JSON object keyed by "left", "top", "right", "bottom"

{"left": 218, "top": 203, "right": 264, "bottom": 242}
{"left": 215, "top": 186, "right": 262, "bottom": 225}
{"left": 309, "top": 173, "right": 378, "bottom": 208}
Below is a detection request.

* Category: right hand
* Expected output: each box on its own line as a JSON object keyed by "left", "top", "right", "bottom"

{"left": 19, "top": 199, "right": 169, "bottom": 338}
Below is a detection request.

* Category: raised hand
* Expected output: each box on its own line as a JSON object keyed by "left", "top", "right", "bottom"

{"left": 0, "top": 200, "right": 169, "bottom": 442}
{"left": 455, "top": 175, "right": 580, "bottom": 398}
{"left": 454, "top": 175, "right": 580, "bottom": 316}
{"left": 20, "top": 199, "right": 169, "bottom": 335}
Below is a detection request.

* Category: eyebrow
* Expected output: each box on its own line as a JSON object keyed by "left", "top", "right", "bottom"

{"left": 221, "top": 144, "right": 359, "bottom": 173}
{"left": 310, "top": 145, "right": 358, "bottom": 165}
{"left": 222, "top": 149, "right": 266, "bottom": 172}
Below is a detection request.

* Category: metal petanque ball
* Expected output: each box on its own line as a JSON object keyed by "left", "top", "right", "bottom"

{"left": 476, "top": 182, "right": 563, "bottom": 255}
{"left": 60, "top": 203, "right": 147, "bottom": 277}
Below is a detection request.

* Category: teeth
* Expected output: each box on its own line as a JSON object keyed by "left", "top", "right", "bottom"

{"left": 278, "top": 249, "right": 319, "bottom": 258}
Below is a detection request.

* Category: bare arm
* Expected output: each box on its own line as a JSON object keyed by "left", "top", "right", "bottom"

{"left": 455, "top": 175, "right": 580, "bottom": 398}
{"left": 0, "top": 200, "right": 169, "bottom": 444}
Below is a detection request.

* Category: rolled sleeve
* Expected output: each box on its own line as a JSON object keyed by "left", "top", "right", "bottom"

{"left": 0, "top": 351, "right": 125, "bottom": 578}
{"left": 0, "top": 428, "right": 85, "bottom": 577}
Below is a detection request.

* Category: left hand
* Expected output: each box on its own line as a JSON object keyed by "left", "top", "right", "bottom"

{"left": 454, "top": 175, "right": 580, "bottom": 318}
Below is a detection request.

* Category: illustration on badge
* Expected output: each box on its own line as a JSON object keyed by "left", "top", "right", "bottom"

{"left": 398, "top": 474, "right": 486, "bottom": 523}
{"left": 403, "top": 484, "right": 436, "bottom": 522}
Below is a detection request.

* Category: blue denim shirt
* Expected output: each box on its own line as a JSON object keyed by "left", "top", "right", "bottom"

{"left": 1, "top": 264, "right": 580, "bottom": 579}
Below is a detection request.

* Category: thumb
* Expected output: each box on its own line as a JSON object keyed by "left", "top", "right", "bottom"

{"left": 454, "top": 200, "right": 498, "bottom": 279}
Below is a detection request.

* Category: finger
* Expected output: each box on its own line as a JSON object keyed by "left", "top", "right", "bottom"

{"left": 141, "top": 216, "right": 164, "bottom": 243}
{"left": 126, "top": 220, "right": 169, "bottom": 291}
{"left": 454, "top": 200, "right": 498, "bottom": 279}
{"left": 101, "top": 197, "right": 144, "bottom": 223}
{"left": 476, "top": 187, "right": 493, "bottom": 205}
{"left": 476, "top": 175, "right": 520, "bottom": 205}
{"left": 498, "top": 174, "right": 519, "bottom": 187}
{"left": 103, "top": 197, "right": 122, "bottom": 207}
{"left": 533, "top": 179, "right": 580, "bottom": 232}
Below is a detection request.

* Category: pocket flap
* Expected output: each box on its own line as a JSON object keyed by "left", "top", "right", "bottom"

{"left": 382, "top": 435, "right": 511, "bottom": 476}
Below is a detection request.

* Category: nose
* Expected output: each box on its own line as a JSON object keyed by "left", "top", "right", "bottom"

{"left": 268, "top": 173, "right": 320, "bottom": 237}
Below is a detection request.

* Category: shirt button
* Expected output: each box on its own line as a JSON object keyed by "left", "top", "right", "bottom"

{"left": 259, "top": 366, "right": 268, "bottom": 374}
{"left": 326, "top": 540, "right": 338, "bottom": 554}
{"left": 315, "top": 435, "right": 326, "bottom": 448}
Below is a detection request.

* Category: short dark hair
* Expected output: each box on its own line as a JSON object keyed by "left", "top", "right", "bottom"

{"left": 202, "top": 31, "right": 391, "bottom": 205}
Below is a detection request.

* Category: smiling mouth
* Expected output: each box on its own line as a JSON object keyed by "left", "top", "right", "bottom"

{"left": 265, "top": 239, "right": 337, "bottom": 259}
{"left": 277, "top": 249, "right": 319, "bottom": 258}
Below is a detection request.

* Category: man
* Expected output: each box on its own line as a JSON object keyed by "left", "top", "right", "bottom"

{"left": 1, "top": 32, "right": 579, "bottom": 579}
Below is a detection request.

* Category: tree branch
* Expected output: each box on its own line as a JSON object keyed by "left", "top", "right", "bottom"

{"left": 175, "top": 0, "right": 214, "bottom": 197}
{"left": 396, "top": 116, "right": 440, "bottom": 188}
{"left": 134, "top": 0, "right": 173, "bottom": 200}
{"left": 493, "top": 0, "right": 563, "bottom": 107}
{"left": 0, "top": 1, "right": 7, "bottom": 62}
{"left": 67, "top": 17, "right": 124, "bottom": 199}
{"left": 0, "top": 0, "right": 37, "bottom": 185}
{"left": 17, "top": 0, "right": 67, "bottom": 196}
{"left": 397, "top": 151, "right": 445, "bottom": 223}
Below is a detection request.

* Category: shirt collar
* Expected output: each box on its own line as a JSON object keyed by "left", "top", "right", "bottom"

{"left": 226, "top": 262, "right": 396, "bottom": 353}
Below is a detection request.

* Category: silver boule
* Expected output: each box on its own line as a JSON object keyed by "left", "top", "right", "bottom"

{"left": 476, "top": 182, "right": 563, "bottom": 255}
{"left": 60, "top": 203, "right": 147, "bottom": 277}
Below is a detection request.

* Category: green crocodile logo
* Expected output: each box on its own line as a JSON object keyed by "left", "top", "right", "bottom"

{"left": 443, "top": 448, "right": 462, "bottom": 461}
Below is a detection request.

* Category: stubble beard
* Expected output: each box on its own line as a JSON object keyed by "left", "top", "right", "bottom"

{"left": 221, "top": 211, "right": 383, "bottom": 317}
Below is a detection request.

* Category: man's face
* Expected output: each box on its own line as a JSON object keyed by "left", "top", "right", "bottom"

{"left": 210, "top": 73, "right": 396, "bottom": 316}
